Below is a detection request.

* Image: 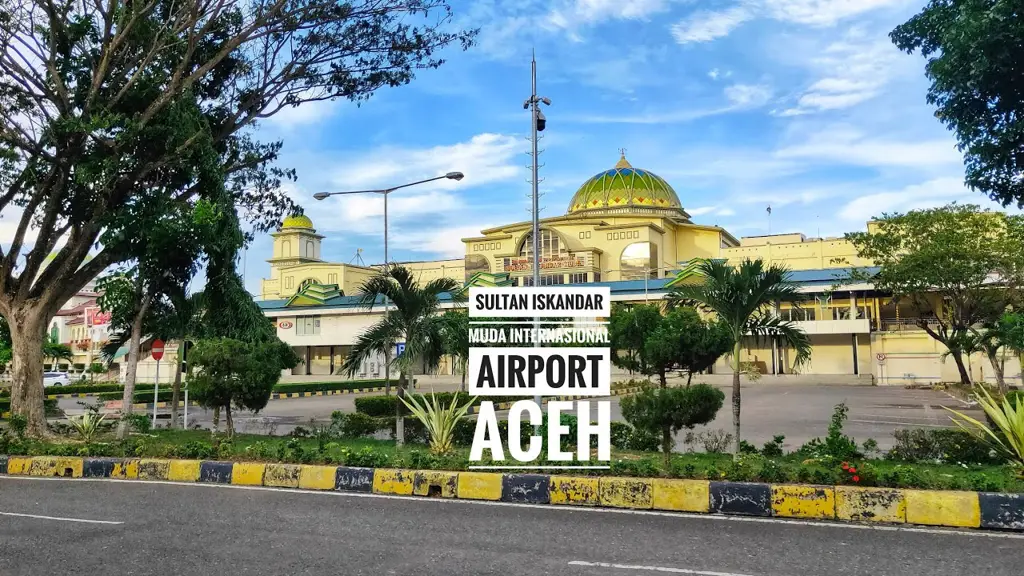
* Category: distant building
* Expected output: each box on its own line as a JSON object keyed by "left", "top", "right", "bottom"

{"left": 257, "top": 154, "right": 1021, "bottom": 386}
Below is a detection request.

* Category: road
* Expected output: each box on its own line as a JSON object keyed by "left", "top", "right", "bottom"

{"left": 0, "top": 477, "right": 1019, "bottom": 576}
{"left": 56, "top": 379, "right": 979, "bottom": 450}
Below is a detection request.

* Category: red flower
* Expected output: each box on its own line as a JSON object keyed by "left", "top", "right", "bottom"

{"left": 849, "top": 467, "right": 857, "bottom": 473}
{"left": 841, "top": 462, "right": 849, "bottom": 470}
{"left": 852, "top": 476, "right": 860, "bottom": 482}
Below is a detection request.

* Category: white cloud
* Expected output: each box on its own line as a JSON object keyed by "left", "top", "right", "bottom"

{"left": 725, "top": 83, "right": 772, "bottom": 107}
{"left": 671, "top": 6, "right": 753, "bottom": 44}
{"left": 774, "top": 127, "right": 963, "bottom": 169}
{"left": 777, "top": 32, "right": 902, "bottom": 116}
{"left": 306, "top": 133, "right": 523, "bottom": 235}
{"left": 839, "top": 177, "right": 971, "bottom": 222}
{"left": 762, "top": 0, "right": 910, "bottom": 26}
{"left": 671, "top": 0, "right": 909, "bottom": 44}
{"left": 708, "top": 68, "right": 720, "bottom": 80}
{"left": 689, "top": 205, "right": 736, "bottom": 217}
{"left": 548, "top": 0, "right": 672, "bottom": 28}
{"left": 394, "top": 223, "right": 501, "bottom": 258}
{"left": 573, "top": 82, "right": 770, "bottom": 123}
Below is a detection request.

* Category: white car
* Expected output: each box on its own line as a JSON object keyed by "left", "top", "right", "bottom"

{"left": 43, "top": 372, "right": 70, "bottom": 387}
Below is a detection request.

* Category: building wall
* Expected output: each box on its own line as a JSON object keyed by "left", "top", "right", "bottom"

{"left": 723, "top": 237, "right": 872, "bottom": 270}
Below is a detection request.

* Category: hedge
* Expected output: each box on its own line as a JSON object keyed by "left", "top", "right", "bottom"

{"left": 0, "top": 398, "right": 58, "bottom": 416}
{"left": 354, "top": 392, "right": 523, "bottom": 417}
{"left": 271, "top": 379, "right": 394, "bottom": 395}
{"left": 49, "top": 383, "right": 154, "bottom": 396}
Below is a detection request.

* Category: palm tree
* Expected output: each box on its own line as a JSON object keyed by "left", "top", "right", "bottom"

{"left": 440, "top": 309, "right": 470, "bottom": 391}
{"left": 667, "top": 258, "right": 811, "bottom": 456}
{"left": 342, "top": 266, "right": 464, "bottom": 446}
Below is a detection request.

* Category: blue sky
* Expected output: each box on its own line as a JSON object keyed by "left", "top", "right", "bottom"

{"left": 241, "top": 0, "right": 1002, "bottom": 295}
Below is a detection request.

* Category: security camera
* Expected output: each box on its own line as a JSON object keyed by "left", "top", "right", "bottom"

{"left": 536, "top": 109, "right": 547, "bottom": 132}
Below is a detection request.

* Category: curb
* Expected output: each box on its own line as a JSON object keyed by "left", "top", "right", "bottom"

{"left": 465, "top": 386, "right": 643, "bottom": 415}
{"left": 1, "top": 455, "right": 1020, "bottom": 532}
{"left": 43, "top": 382, "right": 413, "bottom": 401}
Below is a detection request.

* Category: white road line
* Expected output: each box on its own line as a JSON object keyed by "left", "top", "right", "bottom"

{"left": 569, "top": 561, "right": 753, "bottom": 575}
{"left": 849, "top": 419, "right": 950, "bottom": 428}
{"left": 0, "top": 511, "right": 123, "bottom": 525}
{"left": 2, "top": 476, "right": 1022, "bottom": 540}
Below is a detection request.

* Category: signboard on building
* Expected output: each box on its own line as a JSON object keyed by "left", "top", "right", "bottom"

{"left": 505, "top": 255, "right": 584, "bottom": 272}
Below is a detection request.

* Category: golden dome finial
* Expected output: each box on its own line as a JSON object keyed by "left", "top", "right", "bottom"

{"left": 615, "top": 148, "right": 631, "bottom": 169}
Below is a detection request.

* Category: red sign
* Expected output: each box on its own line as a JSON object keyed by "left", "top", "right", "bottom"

{"left": 279, "top": 320, "right": 294, "bottom": 329}
{"left": 151, "top": 339, "right": 165, "bottom": 361}
{"left": 505, "top": 256, "right": 584, "bottom": 272}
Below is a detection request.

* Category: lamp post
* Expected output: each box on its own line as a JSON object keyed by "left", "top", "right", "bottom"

{"left": 313, "top": 172, "right": 464, "bottom": 392}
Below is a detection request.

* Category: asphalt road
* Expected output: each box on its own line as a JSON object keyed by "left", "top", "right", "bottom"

{"left": 0, "top": 477, "right": 1019, "bottom": 576}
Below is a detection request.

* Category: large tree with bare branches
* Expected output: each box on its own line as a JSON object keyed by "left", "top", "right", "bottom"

{"left": 0, "top": 0, "right": 475, "bottom": 435}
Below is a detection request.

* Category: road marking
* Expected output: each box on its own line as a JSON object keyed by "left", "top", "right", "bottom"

{"left": 3, "top": 476, "right": 1022, "bottom": 540}
{"left": 0, "top": 511, "right": 123, "bottom": 525}
{"left": 569, "top": 561, "right": 752, "bottom": 575}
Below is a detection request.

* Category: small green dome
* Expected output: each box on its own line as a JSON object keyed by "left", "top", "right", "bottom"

{"left": 282, "top": 214, "right": 314, "bottom": 230}
{"left": 567, "top": 154, "right": 683, "bottom": 215}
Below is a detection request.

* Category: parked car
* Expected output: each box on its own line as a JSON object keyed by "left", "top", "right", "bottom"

{"left": 43, "top": 372, "right": 70, "bottom": 387}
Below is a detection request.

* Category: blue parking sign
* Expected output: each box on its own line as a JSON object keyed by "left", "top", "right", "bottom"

{"left": 395, "top": 342, "right": 406, "bottom": 356}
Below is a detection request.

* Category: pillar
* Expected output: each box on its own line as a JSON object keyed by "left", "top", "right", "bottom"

{"left": 851, "top": 334, "right": 859, "bottom": 375}
{"left": 329, "top": 345, "right": 335, "bottom": 374}
{"left": 850, "top": 292, "right": 858, "bottom": 319}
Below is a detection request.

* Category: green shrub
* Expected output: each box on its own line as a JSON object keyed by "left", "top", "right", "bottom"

{"left": 887, "top": 428, "right": 999, "bottom": 464}
{"left": 174, "top": 440, "right": 215, "bottom": 460}
{"left": 797, "top": 403, "right": 862, "bottom": 462}
{"left": 342, "top": 446, "right": 390, "bottom": 468}
{"left": 354, "top": 395, "right": 399, "bottom": 417}
{"left": 337, "top": 412, "right": 382, "bottom": 438}
{"left": 272, "top": 379, "right": 391, "bottom": 395}
{"left": 761, "top": 435, "right": 786, "bottom": 457}
{"left": 621, "top": 384, "right": 724, "bottom": 463}
{"left": 124, "top": 413, "right": 152, "bottom": 434}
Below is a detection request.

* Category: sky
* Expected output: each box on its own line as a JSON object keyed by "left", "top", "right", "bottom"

{"left": 211, "top": 1, "right": 1019, "bottom": 293}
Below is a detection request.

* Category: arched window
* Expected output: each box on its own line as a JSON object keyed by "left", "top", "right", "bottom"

{"left": 519, "top": 230, "right": 568, "bottom": 260}
{"left": 299, "top": 278, "right": 319, "bottom": 291}
{"left": 620, "top": 242, "right": 658, "bottom": 280}
{"left": 281, "top": 240, "right": 291, "bottom": 257}
{"left": 50, "top": 325, "right": 59, "bottom": 344}
{"left": 306, "top": 240, "right": 315, "bottom": 258}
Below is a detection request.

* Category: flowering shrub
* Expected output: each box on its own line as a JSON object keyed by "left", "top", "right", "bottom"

{"left": 841, "top": 461, "right": 860, "bottom": 484}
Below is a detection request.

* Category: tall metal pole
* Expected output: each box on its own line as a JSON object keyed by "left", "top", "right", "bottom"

{"left": 529, "top": 53, "right": 541, "bottom": 412}
{"left": 383, "top": 191, "right": 391, "bottom": 395}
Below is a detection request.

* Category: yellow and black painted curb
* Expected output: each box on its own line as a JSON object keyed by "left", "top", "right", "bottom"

{"left": 465, "top": 386, "right": 644, "bottom": 415}
{"left": 1, "top": 455, "right": 1020, "bottom": 531}
{"left": 44, "top": 382, "right": 415, "bottom": 401}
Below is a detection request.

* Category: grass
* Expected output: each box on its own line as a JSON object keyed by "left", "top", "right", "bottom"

{"left": 3, "top": 428, "right": 1022, "bottom": 493}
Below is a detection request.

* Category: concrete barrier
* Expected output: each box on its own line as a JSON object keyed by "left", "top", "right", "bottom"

{"left": 835, "top": 486, "right": 906, "bottom": 523}
{"left": 599, "top": 477, "right": 653, "bottom": 510}
{"left": 652, "top": 479, "right": 710, "bottom": 513}
{"left": 771, "top": 485, "right": 835, "bottom": 520}
{"left": 335, "top": 466, "right": 374, "bottom": 492}
{"left": 550, "top": 475, "right": 600, "bottom": 506}
{"left": 905, "top": 489, "right": 981, "bottom": 528}
{"left": 0, "top": 454, "right": 1017, "bottom": 532}
{"left": 501, "top": 474, "right": 550, "bottom": 504}
{"left": 710, "top": 481, "right": 772, "bottom": 517}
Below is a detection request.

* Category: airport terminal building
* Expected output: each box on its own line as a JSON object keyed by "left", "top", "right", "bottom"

{"left": 258, "top": 154, "right": 1020, "bottom": 386}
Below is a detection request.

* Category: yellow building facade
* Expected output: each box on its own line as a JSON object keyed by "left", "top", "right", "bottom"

{"left": 259, "top": 154, "right": 1020, "bottom": 385}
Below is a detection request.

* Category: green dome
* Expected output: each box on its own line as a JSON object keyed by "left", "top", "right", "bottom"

{"left": 282, "top": 214, "right": 314, "bottom": 230}
{"left": 567, "top": 154, "right": 683, "bottom": 215}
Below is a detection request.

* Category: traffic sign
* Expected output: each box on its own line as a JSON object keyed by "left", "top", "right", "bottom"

{"left": 395, "top": 342, "right": 406, "bottom": 357}
{"left": 875, "top": 352, "right": 886, "bottom": 363}
{"left": 152, "top": 339, "right": 165, "bottom": 361}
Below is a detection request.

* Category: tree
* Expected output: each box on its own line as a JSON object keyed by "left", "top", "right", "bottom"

{"left": 846, "top": 204, "right": 1024, "bottom": 385}
{"left": 891, "top": 1, "right": 1024, "bottom": 207}
{"left": 341, "top": 266, "right": 464, "bottom": 446}
{"left": 440, "top": 309, "right": 470, "bottom": 391}
{"left": 42, "top": 339, "right": 73, "bottom": 371}
{"left": 621, "top": 384, "right": 724, "bottom": 467}
{"left": 0, "top": 0, "right": 476, "bottom": 436}
{"left": 188, "top": 337, "right": 297, "bottom": 436}
{"left": 665, "top": 307, "right": 733, "bottom": 387}
{"left": 667, "top": 259, "right": 811, "bottom": 456}
{"left": 609, "top": 304, "right": 663, "bottom": 377}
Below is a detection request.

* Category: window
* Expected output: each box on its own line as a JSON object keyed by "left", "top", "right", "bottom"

{"left": 296, "top": 315, "right": 321, "bottom": 336}
{"left": 594, "top": 272, "right": 601, "bottom": 283}
{"left": 285, "top": 277, "right": 294, "bottom": 289}
{"left": 519, "top": 230, "right": 568, "bottom": 260}
{"left": 620, "top": 242, "right": 658, "bottom": 280}
{"left": 523, "top": 274, "right": 565, "bottom": 287}
{"left": 281, "top": 240, "right": 291, "bottom": 257}
{"left": 569, "top": 273, "right": 588, "bottom": 284}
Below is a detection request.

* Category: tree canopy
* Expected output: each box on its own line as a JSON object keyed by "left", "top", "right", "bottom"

{"left": 0, "top": 0, "right": 476, "bottom": 433}
{"left": 846, "top": 203, "right": 1024, "bottom": 384}
{"left": 892, "top": 0, "right": 1024, "bottom": 207}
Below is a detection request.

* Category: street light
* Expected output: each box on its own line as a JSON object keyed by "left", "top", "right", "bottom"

{"left": 313, "top": 171, "right": 464, "bottom": 392}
